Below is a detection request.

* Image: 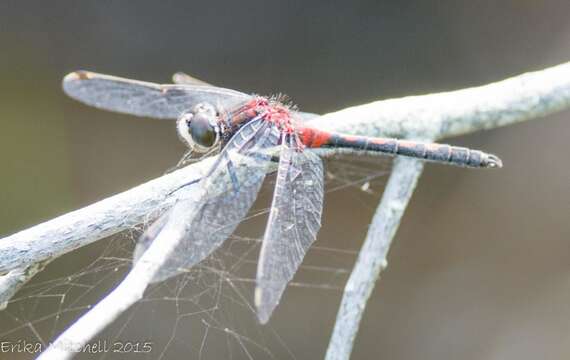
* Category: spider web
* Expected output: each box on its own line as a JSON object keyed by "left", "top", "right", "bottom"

{"left": 0, "top": 154, "right": 391, "bottom": 359}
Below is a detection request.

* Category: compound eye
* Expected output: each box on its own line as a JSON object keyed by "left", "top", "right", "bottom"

{"left": 188, "top": 115, "right": 217, "bottom": 148}
{"left": 176, "top": 103, "right": 220, "bottom": 151}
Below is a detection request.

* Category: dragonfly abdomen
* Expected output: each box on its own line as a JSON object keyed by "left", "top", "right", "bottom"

{"left": 299, "top": 127, "right": 502, "bottom": 168}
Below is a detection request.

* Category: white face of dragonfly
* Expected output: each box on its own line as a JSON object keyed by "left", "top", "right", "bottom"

{"left": 176, "top": 102, "right": 222, "bottom": 152}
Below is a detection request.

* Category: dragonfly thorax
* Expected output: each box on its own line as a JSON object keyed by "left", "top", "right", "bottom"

{"left": 242, "top": 97, "right": 296, "bottom": 134}
{"left": 176, "top": 102, "right": 222, "bottom": 152}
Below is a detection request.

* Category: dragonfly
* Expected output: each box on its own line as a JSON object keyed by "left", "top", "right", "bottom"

{"left": 63, "top": 70, "right": 502, "bottom": 323}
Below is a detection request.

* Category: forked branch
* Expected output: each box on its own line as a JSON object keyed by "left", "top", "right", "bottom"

{"left": 0, "top": 62, "right": 568, "bottom": 359}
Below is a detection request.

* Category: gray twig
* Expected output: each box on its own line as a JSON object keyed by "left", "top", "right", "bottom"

{"left": 0, "top": 62, "right": 568, "bottom": 359}
{"left": 38, "top": 209, "right": 194, "bottom": 359}
{"left": 325, "top": 158, "right": 424, "bottom": 360}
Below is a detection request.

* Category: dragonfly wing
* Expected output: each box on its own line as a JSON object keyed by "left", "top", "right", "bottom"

{"left": 255, "top": 135, "right": 324, "bottom": 323}
{"left": 134, "top": 118, "right": 281, "bottom": 282}
{"left": 63, "top": 70, "right": 250, "bottom": 119}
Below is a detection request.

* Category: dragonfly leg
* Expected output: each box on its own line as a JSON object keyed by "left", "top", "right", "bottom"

{"left": 166, "top": 178, "right": 202, "bottom": 197}
{"left": 165, "top": 150, "right": 195, "bottom": 174}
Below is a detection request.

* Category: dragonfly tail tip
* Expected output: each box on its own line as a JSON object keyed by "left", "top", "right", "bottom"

{"left": 484, "top": 154, "right": 503, "bottom": 169}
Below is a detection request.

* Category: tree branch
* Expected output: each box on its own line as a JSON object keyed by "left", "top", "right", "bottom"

{"left": 0, "top": 62, "right": 568, "bottom": 359}
{"left": 321, "top": 61, "right": 570, "bottom": 359}
{"left": 325, "top": 158, "right": 424, "bottom": 360}
{"left": 38, "top": 213, "right": 192, "bottom": 359}
{"left": 311, "top": 62, "right": 570, "bottom": 140}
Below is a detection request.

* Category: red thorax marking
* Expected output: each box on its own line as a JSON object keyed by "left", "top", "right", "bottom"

{"left": 243, "top": 97, "right": 295, "bottom": 133}
{"left": 242, "top": 97, "right": 310, "bottom": 150}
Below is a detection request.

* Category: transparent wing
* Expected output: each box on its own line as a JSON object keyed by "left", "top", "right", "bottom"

{"left": 62, "top": 70, "right": 250, "bottom": 119}
{"left": 171, "top": 72, "right": 320, "bottom": 122}
{"left": 134, "top": 118, "right": 281, "bottom": 282}
{"left": 255, "top": 135, "right": 325, "bottom": 323}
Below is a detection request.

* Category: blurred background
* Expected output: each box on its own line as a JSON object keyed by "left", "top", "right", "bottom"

{"left": 0, "top": 1, "right": 569, "bottom": 359}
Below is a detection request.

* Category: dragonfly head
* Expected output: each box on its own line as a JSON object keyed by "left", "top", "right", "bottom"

{"left": 177, "top": 102, "right": 221, "bottom": 152}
